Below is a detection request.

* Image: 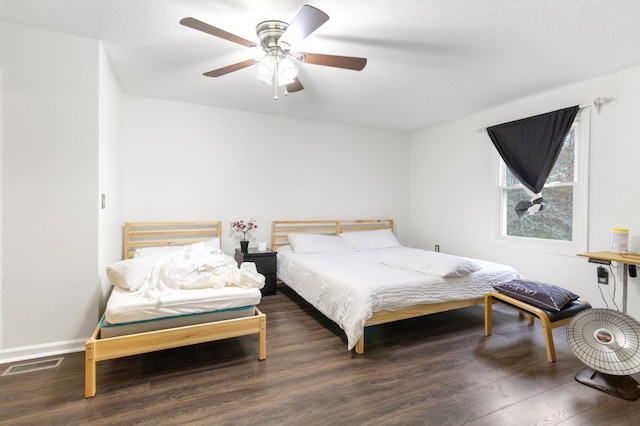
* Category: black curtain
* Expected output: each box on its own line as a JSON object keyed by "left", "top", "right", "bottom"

{"left": 487, "top": 105, "right": 579, "bottom": 216}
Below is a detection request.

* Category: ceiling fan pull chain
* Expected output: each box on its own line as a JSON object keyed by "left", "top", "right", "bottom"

{"left": 273, "top": 58, "right": 279, "bottom": 100}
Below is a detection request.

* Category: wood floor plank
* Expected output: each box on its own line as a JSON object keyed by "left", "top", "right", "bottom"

{"left": 1, "top": 285, "right": 638, "bottom": 425}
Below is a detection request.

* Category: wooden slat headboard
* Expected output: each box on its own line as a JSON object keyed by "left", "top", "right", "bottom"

{"left": 271, "top": 219, "right": 394, "bottom": 250}
{"left": 123, "top": 221, "right": 222, "bottom": 259}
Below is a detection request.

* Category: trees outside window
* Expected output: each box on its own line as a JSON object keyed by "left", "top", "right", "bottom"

{"left": 495, "top": 110, "right": 589, "bottom": 254}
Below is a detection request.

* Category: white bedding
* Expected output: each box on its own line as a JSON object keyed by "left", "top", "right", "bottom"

{"left": 105, "top": 285, "right": 262, "bottom": 324}
{"left": 135, "top": 245, "right": 265, "bottom": 299}
{"left": 104, "top": 244, "right": 264, "bottom": 325}
{"left": 276, "top": 246, "right": 521, "bottom": 350}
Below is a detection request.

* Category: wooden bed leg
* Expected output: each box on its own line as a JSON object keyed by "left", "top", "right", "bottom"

{"left": 355, "top": 334, "right": 365, "bottom": 354}
{"left": 484, "top": 294, "right": 493, "bottom": 336}
{"left": 85, "top": 340, "right": 96, "bottom": 398}
{"left": 258, "top": 313, "right": 267, "bottom": 360}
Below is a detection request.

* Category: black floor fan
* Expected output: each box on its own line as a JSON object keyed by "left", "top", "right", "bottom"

{"left": 566, "top": 308, "right": 640, "bottom": 400}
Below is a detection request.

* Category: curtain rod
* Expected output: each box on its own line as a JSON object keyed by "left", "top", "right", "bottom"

{"left": 475, "top": 97, "right": 617, "bottom": 133}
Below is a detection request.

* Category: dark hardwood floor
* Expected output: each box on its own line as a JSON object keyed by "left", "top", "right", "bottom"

{"left": 1, "top": 285, "right": 638, "bottom": 425}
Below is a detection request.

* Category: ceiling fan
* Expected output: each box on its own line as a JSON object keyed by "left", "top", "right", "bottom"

{"left": 180, "top": 4, "right": 367, "bottom": 99}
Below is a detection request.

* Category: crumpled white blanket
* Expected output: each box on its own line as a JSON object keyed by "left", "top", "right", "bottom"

{"left": 136, "top": 244, "right": 264, "bottom": 301}
{"left": 381, "top": 249, "right": 480, "bottom": 277}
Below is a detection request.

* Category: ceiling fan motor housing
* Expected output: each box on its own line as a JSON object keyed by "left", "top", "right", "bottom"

{"left": 256, "top": 20, "right": 290, "bottom": 52}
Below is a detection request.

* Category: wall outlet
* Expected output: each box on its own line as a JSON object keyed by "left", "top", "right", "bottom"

{"left": 434, "top": 244, "right": 440, "bottom": 252}
{"left": 597, "top": 266, "right": 608, "bottom": 285}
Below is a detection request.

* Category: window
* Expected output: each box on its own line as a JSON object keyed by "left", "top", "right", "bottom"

{"left": 494, "top": 109, "right": 590, "bottom": 255}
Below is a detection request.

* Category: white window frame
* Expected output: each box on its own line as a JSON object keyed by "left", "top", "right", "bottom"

{"left": 492, "top": 108, "right": 590, "bottom": 256}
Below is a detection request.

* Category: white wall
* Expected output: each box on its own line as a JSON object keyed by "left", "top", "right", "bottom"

{"left": 409, "top": 65, "right": 640, "bottom": 320}
{"left": 0, "top": 67, "right": 3, "bottom": 348}
{"left": 123, "top": 96, "right": 411, "bottom": 253}
{"left": 3, "top": 18, "right": 638, "bottom": 363}
{"left": 0, "top": 19, "right": 408, "bottom": 362}
{"left": 98, "top": 43, "right": 124, "bottom": 314}
{"left": 0, "top": 21, "right": 100, "bottom": 361}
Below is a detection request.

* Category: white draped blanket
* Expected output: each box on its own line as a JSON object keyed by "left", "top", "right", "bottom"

{"left": 136, "top": 245, "right": 265, "bottom": 301}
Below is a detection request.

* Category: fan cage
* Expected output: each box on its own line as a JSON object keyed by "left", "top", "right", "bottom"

{"left": 566, "top": 308, "right": 640, "bottom": 376}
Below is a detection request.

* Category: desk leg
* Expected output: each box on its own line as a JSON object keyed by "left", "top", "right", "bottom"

{"left": 623, "top": 263, "right": 628, "bottom": 314}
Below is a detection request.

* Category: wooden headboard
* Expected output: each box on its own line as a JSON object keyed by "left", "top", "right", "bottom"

{"left": 271, "top": 219, "right": 394, "bottom": 250}
{"left": 123, "top": 221, "right": 222, "bottom": 259}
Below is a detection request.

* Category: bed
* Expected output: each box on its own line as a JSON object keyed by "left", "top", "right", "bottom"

{"left": 85, "top": 221, "right": 266, "bottom": 398}
{"left": 271, "top": 219, "right": 520, "bottom": 354}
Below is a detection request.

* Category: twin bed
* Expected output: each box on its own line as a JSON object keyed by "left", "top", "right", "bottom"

{"left": 271, "top": 219, "right": 521, "bottom": 354}
{"left": 87, "top": 218, "right": 519, "bottom": 397}
{"left": 85, "top": 221, "right": 266, "bottom": 398}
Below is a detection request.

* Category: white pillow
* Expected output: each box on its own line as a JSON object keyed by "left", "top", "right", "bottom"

{"left": 202, "top": 237, "right": 221, "bottom": 250}
{"left": 287, "top": 233, "right": 352, "bottom": 253}
{"left": 383, "top": 250, "right": 480, "bottom": 278}
{"left": 134, "top": 238, "right": 220, "bottom": 258}
{"left": 106, "top": 256, "right": 157, "bottom": 291}
{"left": 133, "top": 245, "right": 182, "bottom": 259}
{"left": 339, "top": 229, "right": 402, "bottom": 251}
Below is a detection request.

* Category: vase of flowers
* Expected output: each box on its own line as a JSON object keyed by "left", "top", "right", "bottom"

{"left": 231, "top": 218, "right": 258, "bottom": 253}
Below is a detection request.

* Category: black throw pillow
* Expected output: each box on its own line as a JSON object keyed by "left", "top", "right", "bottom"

{"left": 493, "top": 280, "right": 579, "bottom": 312}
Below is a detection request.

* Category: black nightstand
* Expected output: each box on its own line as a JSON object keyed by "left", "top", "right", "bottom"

{"left": 234, "top": 248, "right": 277, "bottom": 296}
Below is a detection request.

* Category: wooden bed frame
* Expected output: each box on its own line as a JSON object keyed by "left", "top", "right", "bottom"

{"left": 271, "top": 219, "right": 484, "bottom": 354}
{"left": 85, "top": 221, "right": 266, "bottom": 398}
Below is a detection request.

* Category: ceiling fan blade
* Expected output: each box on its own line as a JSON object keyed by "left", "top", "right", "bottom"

{"left": 180, "top": 17, "right": 256, "bottom": 48}
{"left": 298, "top": 52, "right": 367, "bottom": 71}
{"left": 203, "top": 59, "right": 256, "bottom": 77}
{"left": 280, "top": 5, "right": 329, "bottom": 47}
{"left": 286, "top": 78, "right": 304, "bottom": 93}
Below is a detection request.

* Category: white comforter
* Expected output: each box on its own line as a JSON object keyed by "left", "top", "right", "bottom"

{"left": 277, "top": 247, "right": 521, "bottom": 350}
{"left": 136, "top": 245, "right": 265, "bottom": 301}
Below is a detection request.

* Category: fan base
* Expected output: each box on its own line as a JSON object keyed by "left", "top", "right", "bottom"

{"left": 575, "top": 367, "right": 640, "bottom": 401}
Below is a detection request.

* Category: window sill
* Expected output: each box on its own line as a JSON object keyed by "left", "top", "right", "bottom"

{"left": 492, "top": 235, "right": 586, "bottom": 257}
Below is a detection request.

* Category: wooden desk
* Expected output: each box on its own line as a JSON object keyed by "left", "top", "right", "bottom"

{"left": 577, "top": 251, "right": 640, "bottom": 313}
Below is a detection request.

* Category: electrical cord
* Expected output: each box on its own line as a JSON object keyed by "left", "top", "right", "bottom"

{"left": 597, "top": 282, "right": 609, "bottom": 309}
{"left": 609, "top": 263, "right": 620, "bottom": 311}
{"left": 598, "top": 263, "right": 620, "bottom": 311}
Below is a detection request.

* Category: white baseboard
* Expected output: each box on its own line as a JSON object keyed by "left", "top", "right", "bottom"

{"left": 0, "top": 338, "right": 86, "bottom": 365}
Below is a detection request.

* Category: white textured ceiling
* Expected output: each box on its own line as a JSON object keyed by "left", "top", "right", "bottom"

{"left": 2, "top": 0, "right": 640, "bottom": 132}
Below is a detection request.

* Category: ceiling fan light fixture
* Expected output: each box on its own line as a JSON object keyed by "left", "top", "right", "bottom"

{"left": 278, "top": 57, "right": 298, "bottom": 83}
{"left": 255, "top": 54, "right": 276, "bottom": 83}
{"left": 255, "top": 53, "right": 297, "bottom": 86}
